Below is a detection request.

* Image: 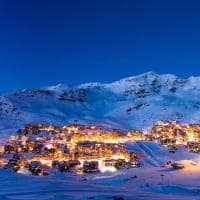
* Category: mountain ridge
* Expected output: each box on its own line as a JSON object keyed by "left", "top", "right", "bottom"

{"left": 1, "top": 72, "right": 200, "bottom": 133}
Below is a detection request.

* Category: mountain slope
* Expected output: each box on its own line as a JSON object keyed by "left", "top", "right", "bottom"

{"left": 1, "top": 71, "right": 200, "bottom": 132}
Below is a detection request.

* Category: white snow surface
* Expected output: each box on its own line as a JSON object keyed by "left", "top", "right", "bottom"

{"left": 1, "top": 72, "right": 200, "bottom": 199}
{"left": 1, "top": 142, "right": 200, "bottom": 199}
{"left": 1, "top": 71, "right": 200, "bottom": 134}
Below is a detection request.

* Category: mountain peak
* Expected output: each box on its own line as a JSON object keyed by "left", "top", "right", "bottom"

{"left": 42, "top": 83, "right": 71, "bottom": 91}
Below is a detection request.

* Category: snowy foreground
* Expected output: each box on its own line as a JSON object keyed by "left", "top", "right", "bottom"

{"left": 1, "top": 141, "right": 200, "bottom": 200}
{"left": 2, "top": 72, "right": 200, "bottom": 199}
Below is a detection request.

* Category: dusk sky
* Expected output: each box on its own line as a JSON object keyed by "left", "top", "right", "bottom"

{"left": 1, "top": 0, "right": 200, "bottom": 92}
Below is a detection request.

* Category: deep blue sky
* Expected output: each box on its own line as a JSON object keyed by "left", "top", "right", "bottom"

{"left": 1, "top": 0, "right": 200, "bottom": 93}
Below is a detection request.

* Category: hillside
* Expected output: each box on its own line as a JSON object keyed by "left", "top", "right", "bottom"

{"left": 1, "top": 71, "right": 200, "bottom": 132}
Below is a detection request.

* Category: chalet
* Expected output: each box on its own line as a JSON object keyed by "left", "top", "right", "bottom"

{"left": 29, "top": 161, "right": 48, "bottom": 176}
{"left": 83, "top": 161, "right": 99, "bottom": 173}
{"left": 127, "top": 160, "right": 141, "bottom": 168}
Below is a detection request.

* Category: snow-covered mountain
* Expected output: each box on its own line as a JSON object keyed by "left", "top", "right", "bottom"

{"left": 1, "top": 71, "right": 200, "bottom": 131}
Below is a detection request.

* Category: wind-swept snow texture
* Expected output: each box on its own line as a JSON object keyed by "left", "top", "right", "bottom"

{"left": 1, "top": 72, "right": 200, "bottom": 134}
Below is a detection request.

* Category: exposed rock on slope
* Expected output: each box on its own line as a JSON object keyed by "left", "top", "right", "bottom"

{"left": 1, "top": 72, "right": 200, "bottom": 131}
